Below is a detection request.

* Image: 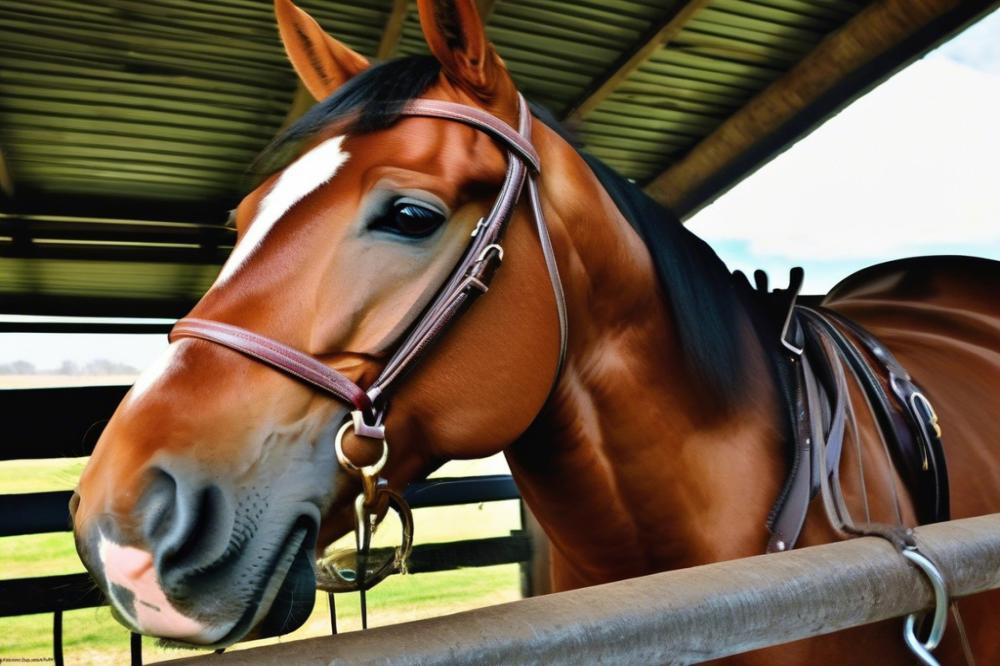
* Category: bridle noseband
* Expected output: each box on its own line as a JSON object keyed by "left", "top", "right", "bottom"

{"left": 168, "top": 94, "right": 567, "bottom": 606}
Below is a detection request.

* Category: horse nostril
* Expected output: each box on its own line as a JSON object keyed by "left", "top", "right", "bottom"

{"left": 137, "top": 468, "right": 234, "bottom": 589}
{"left": 161, "top": 484, "right": 227, "bottom": 568}
{"left": 139, "top": 468, "right": 179, "bottom": 543}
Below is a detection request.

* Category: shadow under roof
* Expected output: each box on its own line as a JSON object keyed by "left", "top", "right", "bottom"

{"left": 1, "top": 0, "right": 996, "bottom": 317}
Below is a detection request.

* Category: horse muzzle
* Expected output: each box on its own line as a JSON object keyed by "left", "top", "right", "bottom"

{"left": 72, "top": 464, "right": 323, "bottom": 647}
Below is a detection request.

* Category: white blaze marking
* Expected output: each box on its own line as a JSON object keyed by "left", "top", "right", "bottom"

{"left": 218, "top": 135, "right": 350, "bottom": 282}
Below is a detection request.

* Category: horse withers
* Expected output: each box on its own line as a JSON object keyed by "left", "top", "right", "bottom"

{"left": 70, "top": 0, "right": 1000, "bottom": 661}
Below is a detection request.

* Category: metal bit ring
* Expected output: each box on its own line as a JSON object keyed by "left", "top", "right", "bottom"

{"left": 335, "top": 418, "right": 389, "bottom": 479}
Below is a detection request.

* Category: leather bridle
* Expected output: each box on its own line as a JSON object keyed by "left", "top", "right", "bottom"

{"left": 168, "top": 95, "right": 566, "bottom": 614}
{"left": 171, "top": 94, "right": 566, "bottom": 443}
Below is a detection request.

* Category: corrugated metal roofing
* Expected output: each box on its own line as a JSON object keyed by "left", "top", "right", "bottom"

{"left": 582, "top": 0, "right": 864, "bottom": 178}
{"left": 0, "top": 0, "right": 991, "bottom": 317}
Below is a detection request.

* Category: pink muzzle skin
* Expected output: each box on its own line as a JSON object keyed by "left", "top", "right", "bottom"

{"left": 99, "top": 537, "right": 215, "bottom": 642}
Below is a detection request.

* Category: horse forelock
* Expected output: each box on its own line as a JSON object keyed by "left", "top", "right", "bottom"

{"left": 252, "top": 56, "right": 442, "bottom": 181}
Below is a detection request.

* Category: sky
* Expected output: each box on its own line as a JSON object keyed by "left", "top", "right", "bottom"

{"left": 3, "top": 9, "right": 1000, "bottom": 370}
{"left": 687, "top": 8, "right": 1000, "bottom": 293}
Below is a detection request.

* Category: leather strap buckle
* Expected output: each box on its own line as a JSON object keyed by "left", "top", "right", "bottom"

{"left": 460, "top": 276, "right": 490, "bottom": 294}
{"left": 476, "top": 243, "right": 504, "bottom": 264}
{"left": 778, "top": 267, "right": 806, "bottom": 356}
{"left": 459, "top": 243, "right": 505, "bottom": 295}
{"left": 781, "top": 316, "right": 805, "bottom": 356}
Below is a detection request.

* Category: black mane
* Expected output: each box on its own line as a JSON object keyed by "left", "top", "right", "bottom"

{"left": 588, "top": 157, "right": 748, "bottom": 411}
{"left": 531, "top": 103, "right": 748, "bottom": 412}
{"left": 258, "top": 55, "right": 748, "bottom": 411}
{"left": 254, "top": 55, "right": 442, "bottom": 176}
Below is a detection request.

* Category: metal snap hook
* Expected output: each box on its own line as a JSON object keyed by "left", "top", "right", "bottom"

{"left": 901, "top": 546, "right": 949, "bottom": 665}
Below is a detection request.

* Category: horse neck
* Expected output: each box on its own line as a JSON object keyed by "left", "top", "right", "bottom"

{"left": 505, "top": 126, "right": 787, "bottom": 590}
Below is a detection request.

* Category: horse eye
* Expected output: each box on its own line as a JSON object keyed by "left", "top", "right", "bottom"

{"left": 371, "top": 200, "right": 446, "bottom": 239}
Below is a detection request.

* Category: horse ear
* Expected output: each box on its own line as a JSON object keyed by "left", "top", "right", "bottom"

{"left": 416, "top": 0, "right": 513, "bottom": 105}
{"left": 274, "top": 0, "right": 370, "bottom": 101}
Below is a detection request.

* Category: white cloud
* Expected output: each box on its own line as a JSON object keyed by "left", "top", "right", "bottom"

{"left": 689, "top": 57, "right": 1000, "bottom": 262}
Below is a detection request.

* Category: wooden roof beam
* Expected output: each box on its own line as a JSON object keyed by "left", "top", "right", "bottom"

{"left": 562, "top": 0, "right": 712, "bottom": 122}
{"left": 377, "top": 0, "right": 408, "bottom": 59}
{"left": 644, "top": 0, "right": 997, "bottom": 217}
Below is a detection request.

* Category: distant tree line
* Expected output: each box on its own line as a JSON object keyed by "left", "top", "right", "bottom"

{"left": 0, "top": 359, "right": 140, "bottom": 375}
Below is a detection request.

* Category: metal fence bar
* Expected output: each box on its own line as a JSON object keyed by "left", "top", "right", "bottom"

{"left": 0, "top": 491, "right": 73, "bottom": 536}
{"left": 0, "top": 321, "right": 173, "bottom": 334}
{"left": 0, "top": 573, "right": 106, "bottom": 617}
{"left": 0, "top": 478, "right": 527, "bottom": 618}
{"left": 157, "top": 513, "right": 1000, "bottom": 665}
{"left": 131, "top": 632, "right": 142, "bottom": 666}
{"left": 0, "top": 536, "right": 530, "bottom": 617}
{"left": 53, "top": 610, "right": 64, "bottom": 666}
{"left": 1, "top": 476, "right": 521, "bottom": 538}
{"left": 0, "top": 385, "right": 129, "bottom": 460}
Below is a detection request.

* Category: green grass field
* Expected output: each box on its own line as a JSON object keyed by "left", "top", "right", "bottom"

{"left": 0, "top": 455, "right": 522, "bottom": 665}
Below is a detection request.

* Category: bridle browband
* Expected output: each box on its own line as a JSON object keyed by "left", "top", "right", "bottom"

{"left": 170, "top": 93, "right": 568, "bottom": 444}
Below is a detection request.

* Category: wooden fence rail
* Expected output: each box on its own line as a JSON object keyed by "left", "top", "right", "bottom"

{"left": 162, "top": 513, "right": 1000, "bottom": 665}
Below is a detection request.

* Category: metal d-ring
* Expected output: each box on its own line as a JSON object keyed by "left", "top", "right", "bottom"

{"left": 901, "top": 546, "right": 949, "bottom": 665}
{"left": 335, "top": 414, "right": 389, "bottom": 480}
{"left": 910, "top": 391, "right": 943, "bottom": 440}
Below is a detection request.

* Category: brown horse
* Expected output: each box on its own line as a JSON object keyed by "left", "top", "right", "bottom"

{"left": 70, "top": 0, "right": 1000, "bottom": 661}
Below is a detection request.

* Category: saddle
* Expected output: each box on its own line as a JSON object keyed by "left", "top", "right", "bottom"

{"left": 746, "top": 268, "right": 951, "bottom": 553}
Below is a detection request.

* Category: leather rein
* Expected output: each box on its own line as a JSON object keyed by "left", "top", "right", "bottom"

{"left": 760, "top": 269, "right": 957, "bottom": 666}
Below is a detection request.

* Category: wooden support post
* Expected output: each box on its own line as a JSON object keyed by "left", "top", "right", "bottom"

{"left": 159, "top": 513, "right": 1000, "bottom": 665}
{"left": 0, "top": 148, "right": 14, "bottom": 198}
{"left": 643, "top": 0, "right": 988, "bottom": 216}
{"left": 476, "top": 0, "right": 498, "bottom": 24}
{"left": 376, "top": 0, "right": 408, "bottom": 60}
{"left": 518, "top": 499, "right": 552, "bottom": 597}
{"left": 562, "top": 0, "right": 712, "bottom": 122}
{"left": 276, "top": 83, "right": 315, "bottom": 134}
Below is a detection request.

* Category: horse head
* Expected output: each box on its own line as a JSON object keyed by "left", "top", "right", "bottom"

{"left": 70, "top": 0, "right": 567, "bottom": 647}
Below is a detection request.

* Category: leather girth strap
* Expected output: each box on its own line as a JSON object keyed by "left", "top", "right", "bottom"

{"left": 766, "top": 299, "right": 951, "bottom": 553}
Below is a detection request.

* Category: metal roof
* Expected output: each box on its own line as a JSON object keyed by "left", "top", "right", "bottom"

{"left": 0, "top": 0, "right": 996, "bottom": 318}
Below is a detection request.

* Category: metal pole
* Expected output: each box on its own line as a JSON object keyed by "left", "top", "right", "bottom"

{"left": 156, "top": 513, "right": 1000, "bottom": 665}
